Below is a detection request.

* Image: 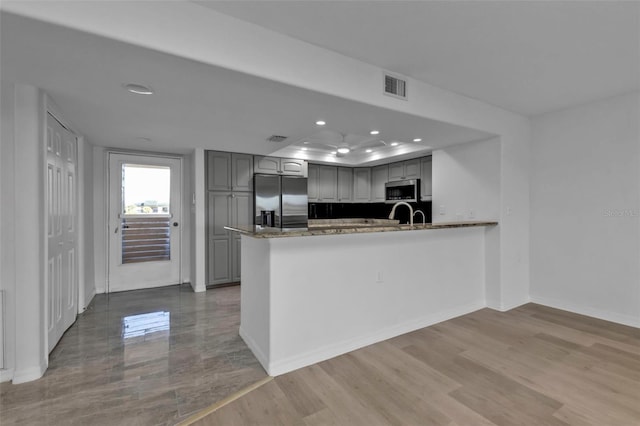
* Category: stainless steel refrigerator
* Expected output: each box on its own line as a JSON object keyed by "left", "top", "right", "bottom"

{"left": 254, "top": 174, "right": 308, "bottom": 228}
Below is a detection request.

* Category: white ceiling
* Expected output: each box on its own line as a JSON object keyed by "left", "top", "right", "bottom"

{"left": 0, "top": 11, "right": 492, "bottom": 164}
{"left": 197, "top": 0, "right": 640, "bottom": 116}
{"left": 2, "top": 1, "right": 638, "bottom": 165}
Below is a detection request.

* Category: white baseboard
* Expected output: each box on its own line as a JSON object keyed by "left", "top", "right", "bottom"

{"left": 267, "top": 300, "right": 486, "bottom": 376}
{"left": 81, "top": 287, "right": 97, "bottom": 313}
{"left": 0, "top": 368, "right": 14, "bottom": 383}
{"left": 495, "top": 296, "right": 531, "bottom": 312}
{"left": 12, "top": 361, "right": 47, "bottom": 384}
{"left": 530, "top": 295, "right": 640, "bottom": 328}
{"left": 190, "top": 281, "right": 206, "bottom": 293}
{"left": 239, "top": 326, "right": 269, "bottom": 374}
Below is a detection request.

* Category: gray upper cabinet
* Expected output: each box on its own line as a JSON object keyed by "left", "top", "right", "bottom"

{"left": 371, "top": 165, "right": 389, "bottom": 202}
{"left": 231, "top": 153, "right": 254, "bottom": 191}
{"left": 388, "top": 158, "right": 421, "bottom": 181}
{"left": 254, "top": 156, "right": 307, "bottom": 177}
{"left": 281, "top": 158, "right": 308, "bottom": 176}
{"left": 307, "top": 164, "right": 319, "bottom": 201}
{"left": 404, "top": 159, "right": 421, "bottom": 179}
{"left": 308, "top": 164, "right": 338, "bottom": 202}
{"left": 253, "top": 156, "right": 280, "bottom": 174}
{"left": 207, "top": 151, "right": 232, "bottom": 191}
{"left": 353, "top": 168, "right": 371, "bottom": 202}
{"left": 207, "top": 151, "right": 253, "bottom": 191}
{"left": 337, "top": 167, "right": 353, "bottom": 202}
{"left": 318, "top": 166, "right": 338, "bottom": 201}
{"left": 420, "top": 156, "right": 433, "bottom": 200}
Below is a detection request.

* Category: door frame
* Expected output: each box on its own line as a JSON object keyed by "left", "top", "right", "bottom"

{"left": 105, "top": 150, "right": 184, "bottom": 293}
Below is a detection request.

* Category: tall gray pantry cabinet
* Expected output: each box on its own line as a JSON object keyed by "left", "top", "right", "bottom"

{"left": 206, "top": 151, "right": 254, "bottom": 286}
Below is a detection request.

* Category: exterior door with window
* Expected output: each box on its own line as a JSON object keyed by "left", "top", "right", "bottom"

{"left": 108, "top": 153, "right": 182, "bottom": 292}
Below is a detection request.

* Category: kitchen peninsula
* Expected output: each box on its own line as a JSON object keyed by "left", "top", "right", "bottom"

{"left": 226, "top": 219, "right": 498, "bottom": 376}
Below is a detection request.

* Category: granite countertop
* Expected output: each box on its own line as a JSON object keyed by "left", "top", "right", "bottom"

{"left": 224, "top": 218, "right": 498, "bottom": 239}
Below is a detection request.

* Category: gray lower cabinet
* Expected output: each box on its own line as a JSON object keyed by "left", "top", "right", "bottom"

{"left": 232, "top": 237, "right": 242, "bottom": 282}
{"left": 207, "top": 191, "right": 252, "bottom": 286}
{"left": 371, "top": 165, "right": 389, "bottom": 202}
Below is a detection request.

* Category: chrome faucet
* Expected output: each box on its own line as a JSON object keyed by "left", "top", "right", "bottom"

{"left": 413, "top": 209, "right": 426, "bottom": 226}
{"left": 388, "top": 201, "right": 414, "bottom": 226}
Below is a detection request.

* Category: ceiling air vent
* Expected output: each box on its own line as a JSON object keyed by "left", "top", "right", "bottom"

{"left": 384, "top": 73, "right": 407, "bottom": 100}
{"left": 266, "top": 135, "right": 288, "bottom": 143}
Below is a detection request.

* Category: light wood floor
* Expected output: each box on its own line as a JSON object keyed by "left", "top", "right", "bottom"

{"left": 193, "top": 304, "right": 640, "bottom": 426}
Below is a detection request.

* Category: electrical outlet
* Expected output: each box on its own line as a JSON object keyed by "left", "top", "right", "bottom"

{"left": 506, "top": 207, "right": 512, "bottom": 216}
{"left": 376, "top": 271, "right": 384, "bottom": 283}
{"left": 439, "top": 205, "right": 446, "bottom": 215}
{"left": 469, "top": 209, "right": 475, "bottom": 219}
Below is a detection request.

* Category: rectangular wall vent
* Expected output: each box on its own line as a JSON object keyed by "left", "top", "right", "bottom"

{"left": 266, "top": 135, "right": 288, "bottom": 143}
{"left": 384, "top": 73, "right": 407, "bottom": 100}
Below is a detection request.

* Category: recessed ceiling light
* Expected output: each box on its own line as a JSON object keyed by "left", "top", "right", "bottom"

{"left": 301, "top": 147, "right": 308, "bottom": 151}
{"left": 330, "top": 151, "right": 337, "bottom": 155}
{"left": 370, "top": 130, "right": 380, "bottom": 135}
{"left": 390, "top": 142, "right": 399, "bottom": 147}
{"left": 315, "top": 120, "right": 326, "bottom": 126}
{"left": 337, "top": 147, "right": 350, "bottom": 154}
{"left": 124, "top": 83, "right": 154, "bottom": 95}
{"left": 365, "top": 149, "right": 372, "bottom": 153}
{"left": 136, "top": 137, "right": 152, "bottom": 142}
{"left": 413, "top": 138, "right": 422, "bottom": 142}
{"left": 303, "top": 141, "right": 309, "bottom": 144}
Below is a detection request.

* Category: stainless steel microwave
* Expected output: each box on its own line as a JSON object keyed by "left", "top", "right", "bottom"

{"left": 385, "top": 179, "right": 420, "bottom": 203}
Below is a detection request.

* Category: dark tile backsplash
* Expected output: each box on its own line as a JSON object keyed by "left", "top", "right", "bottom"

{"left": 308, "top": 201, "right": 432, "bottom": 224}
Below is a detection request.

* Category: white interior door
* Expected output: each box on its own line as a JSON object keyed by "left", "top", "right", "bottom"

{"left": 46, "top": 113, "right": 78, "bottom": 353}
{"left": 108, "top": 153, "right": 182, "bottom": 292}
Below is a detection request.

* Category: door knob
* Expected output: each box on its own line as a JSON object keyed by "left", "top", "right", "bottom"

{"left": 173, "top": 222, "right": 179, "bottom": 227}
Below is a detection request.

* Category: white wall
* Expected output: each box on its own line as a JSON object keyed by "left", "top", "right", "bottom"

{"left": 530, "top": 92, "right": 640, "bottom": 327}
{"left": 4, "top": 1, "right": 531, "bottom": 310}
{"left": 432, "top": 138, "right": 501, "bottom": 223}
{"left": 181, "top": 154, "right": 192, "bottom": 285}
{"left": 1, "top": 83, "right": 98, "bottom": 383}
{"left": 80, "top": 138, "right": 95, "bottom": 309}
{"left": 12, "top": 84, "right": 48, "bottom": 383}
{"left": 432, "top": 138, "right": 503, "bottom": 309}
{"left": 1, "top": 81, "right": 17, "bottom": 380}
{"left": 92, "top": 146, "right": 108, "bottom": 293}
{"left": 190, "top": 148, "right": 206, "bottom": 292}
{"left": 242, "top": 227, "right": 488, "bottom": 376}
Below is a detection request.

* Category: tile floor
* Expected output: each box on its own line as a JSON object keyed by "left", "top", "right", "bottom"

{"left": 0, "top": 284, "right": 267, "bottom": 426}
